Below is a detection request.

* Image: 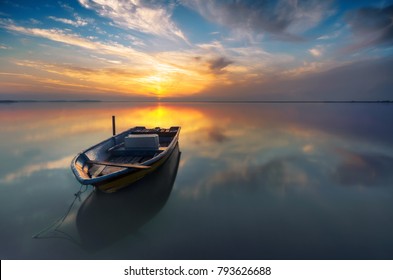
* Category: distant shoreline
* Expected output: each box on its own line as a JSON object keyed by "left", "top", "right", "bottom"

{"left": 1, "top": 99, "right": 392, "bottom": 104}
{"left": 0, "top": 100, "right": 102, "bottom": 103}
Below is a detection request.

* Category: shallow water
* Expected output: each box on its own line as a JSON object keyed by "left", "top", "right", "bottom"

{"left": 1, "top": 102, "right": 393, "bottom": 259}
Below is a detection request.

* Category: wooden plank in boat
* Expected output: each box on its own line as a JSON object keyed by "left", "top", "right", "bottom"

{"left": 87, "top": 160, "right": 150, "bottom": 169}
{"left": 91, "top": 165, "right": 106, "bottom": 178}
{"left": 110, "top": 147, "right": 162, "bottom": 157}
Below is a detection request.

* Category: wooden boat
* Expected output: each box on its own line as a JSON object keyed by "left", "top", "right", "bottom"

{"left": 71, "top": 126, "right": 180, "bottom": 193}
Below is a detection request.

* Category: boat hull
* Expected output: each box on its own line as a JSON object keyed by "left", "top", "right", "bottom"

{"left": 95, "top": 143, "right": 176, "bottom": 193}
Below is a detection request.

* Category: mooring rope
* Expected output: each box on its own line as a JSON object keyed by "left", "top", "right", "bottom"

{"left": 32, "top": 184, "right": 90, "bottom": 240}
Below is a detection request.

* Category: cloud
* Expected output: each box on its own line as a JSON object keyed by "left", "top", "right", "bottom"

{"left": 48, "top": 16, "right": 89, "bottom": 27}
{"left": 189, "top": 57, "right": 393, "bottom": 101}
{"left": 346, "top": 4, "right": 393, "bottom": 50}
{"left": 4, "top": 24, "right": 97, "bottom": 49}
{"left": 182, "top": 0, "right": 334, "bottom": 41}
{"left": 206, "top": 128, "right": 229, "bottom": 143}
{"left": 308, "top": 45, "right": 324, "bottom": 57}
{"left": 59, "top": 1, "right": 75, "bottom": 12}
{"left": 181, "top": 156, "right": 314, "bottom": 199}
{"left": 317, "top": 29, "right": 341, "bottom": 40}
{"left": 0, "top": 44, "right": 12, "bottom": 50}
{"left": 1, "top": 155, "right": 74, "bottom": 183}
{"left": 9, "top": 56, "right": 214, "bottom": 97}
{"left": 10, "top": 59, "right": 142, "bottom": 93}
{"left": 334, "top": 151, "right": 393, "bottom": 187}
{"left": 193, "top": 39, "right": 295, "bottom": 77}
{"left": 0, "top": 19, "right": 219, "bottom": 96}
{"left": 1, "top": 21, "right": 149, "bottom": 61}
{"left": 208, "top": 56, "right": 233, "bottom": 73}
{"left": 77, "top": 0, "right": 188, "bottom": 42}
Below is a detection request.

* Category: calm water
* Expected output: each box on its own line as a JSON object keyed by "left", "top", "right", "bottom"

{"left": 1, "top": 102, "right": 393, "bottom": 260}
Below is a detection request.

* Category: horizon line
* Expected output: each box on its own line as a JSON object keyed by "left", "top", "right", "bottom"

{"left": 1, "top": 99, "right": 393, "bottom": 104}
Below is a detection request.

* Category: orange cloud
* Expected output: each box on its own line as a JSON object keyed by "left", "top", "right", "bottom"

{"left": 9, "top": 59, "right": 213, "bottom": 97}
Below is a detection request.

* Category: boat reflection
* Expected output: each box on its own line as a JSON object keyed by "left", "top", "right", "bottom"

{"left": 76, "top": 143, "right": 181, "bottom": 251}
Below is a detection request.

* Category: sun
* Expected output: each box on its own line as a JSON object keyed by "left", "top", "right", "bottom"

{"left": 141, "top": 74, "right": 170, "bottom": 96}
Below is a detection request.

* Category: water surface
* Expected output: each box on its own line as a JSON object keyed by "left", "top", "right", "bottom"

{"left": 1, "top": 102, "right": 393, "bottom": 259}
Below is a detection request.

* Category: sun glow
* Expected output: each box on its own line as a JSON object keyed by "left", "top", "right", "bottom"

{"left": 137, "top": 74, "right": 171, "bottom": 96}
{"left": 136, "top": 68, "right": 213, "bottom": 97}
{"left": 3, "top": 58, "right": 214, "bottom": 98}
{"left": 120, "top": 105, "right": 210, "bottom": 132}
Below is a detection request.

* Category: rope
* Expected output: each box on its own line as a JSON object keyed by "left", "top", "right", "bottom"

{"left": 32, "top": 184, "right": 90, "bottom": 241}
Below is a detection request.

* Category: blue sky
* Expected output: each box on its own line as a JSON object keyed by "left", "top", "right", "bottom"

{"left": 0, "top": 0, "right": 393, "bottom": 100}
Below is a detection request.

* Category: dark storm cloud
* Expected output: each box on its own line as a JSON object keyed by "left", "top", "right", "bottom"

{"left": 182, "top": 0, "right": 334, "bottom": 41}
{"left": 346, "top": 4, "right": 393, "bottom": 48}
{"left": 208, "top": 56, "right": 233, "bottom": 73}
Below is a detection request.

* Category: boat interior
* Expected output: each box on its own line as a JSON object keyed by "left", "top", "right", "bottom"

{"left": 85, "top": 127, "right": 178, "bottom": 178}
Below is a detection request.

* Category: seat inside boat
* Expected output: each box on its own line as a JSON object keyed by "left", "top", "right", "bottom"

{"left": 108, "top": 133, "right": 169, "bottom": 157}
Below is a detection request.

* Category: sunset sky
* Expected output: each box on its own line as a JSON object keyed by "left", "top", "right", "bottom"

{"left": 1, "top": 0, "right": 393, "bottom": 100}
